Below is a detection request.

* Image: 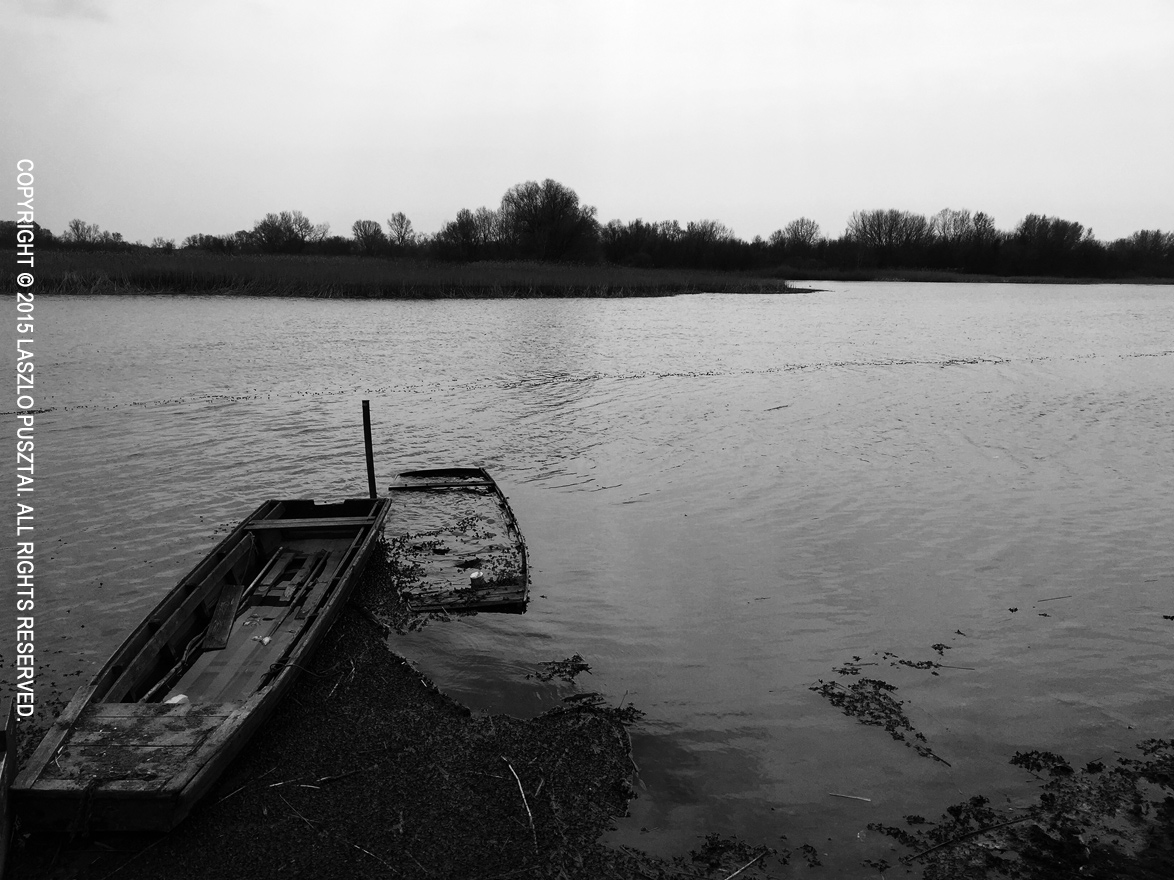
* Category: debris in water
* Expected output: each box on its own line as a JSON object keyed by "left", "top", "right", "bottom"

{"left": 528, "top": 653, "right": 592, "bottom": 683}
{"left": 869, "top": 740, "right": 1174, "bottom": 878}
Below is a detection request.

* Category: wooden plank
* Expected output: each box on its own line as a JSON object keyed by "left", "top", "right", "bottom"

{"left": 254, "top": 548, "right": 297, "bottom": 596}
{"left": 104, "top": 536, "right": 257, "bottom": 702}
{"left": 203, "top": 584, "right": 245, "bottom": 653}
{"left": 204, "top": 547, "right": 288, "bottom": 651}
{"left": 76, "top": 702, "right": 232, "bottom": 718}
{"left": 295, "top": 534, "right": 364, "bottom": 619}
{"left": 244, "top": 516, "right": 379, "bottom": 530}
{"left": 13, "top": 685, "right": 97, "bottom": 790}
{"left": 388, "top": 481, "right": 494, "bottom": 491}
{"left": 281, "top": 550, "right": 325, "bottom": 603}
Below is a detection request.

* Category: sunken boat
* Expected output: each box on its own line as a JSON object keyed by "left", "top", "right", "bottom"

{"left": 12, "top": 497, "right": 390, "bottom": 832}
{"left": 385, "top": 467, "right": 529, "bottom": 613}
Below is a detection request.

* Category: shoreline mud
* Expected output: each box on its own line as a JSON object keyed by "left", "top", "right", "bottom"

{"left": 12, "top": 607, "right": 657, "bottom": 879}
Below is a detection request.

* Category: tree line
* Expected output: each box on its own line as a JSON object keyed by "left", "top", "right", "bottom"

{"left": 3, "top": 180, "right": 1171, "bottom": 278}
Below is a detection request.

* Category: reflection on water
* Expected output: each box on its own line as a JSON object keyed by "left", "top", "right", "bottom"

{"left": 7, "top": 284, "right": 1173, "bottom": 871}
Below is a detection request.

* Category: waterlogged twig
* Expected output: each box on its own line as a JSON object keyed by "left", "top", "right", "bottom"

{"left": 720, "top": 848, "right": 769, "bottom": 880}
{"left": 214, "top": 765, "right": 277, "bottom": 804}
{"left": 501, "top": 756, "right": 538, "bottom": 853}
{"left": 903, "top": 814, "right": 1035, "bottom": 862}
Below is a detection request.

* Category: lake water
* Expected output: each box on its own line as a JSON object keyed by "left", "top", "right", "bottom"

{"left": 6, "top": 283, "right": 1173, "bottom": 874}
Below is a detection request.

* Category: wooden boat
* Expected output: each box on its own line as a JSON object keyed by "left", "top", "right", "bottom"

{"left": 12, "top": 496, "right": 390, "bottom": 833}
{"left": 386, "top": 467, "right": 528, "bottom": 613}
{"left": 1, "top": 702, "right": 15, "bottom": 880}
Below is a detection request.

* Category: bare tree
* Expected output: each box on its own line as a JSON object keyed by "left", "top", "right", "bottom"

{"left": 784, "top": 217, "right": 822, "bottom": 249}
{"left": 930, "top": 208, "right": 974, "bottom": 245}
{"left": 498, "top": 179, "right": 598, "bottom": 261}
{"left": 65, "top": 218, "right": 101, "bottom": 244}
{"left": 386, "top": 212, "right": 416, "bottom": 248}
{"left": 351, "top": 219, "right": 385, "bottom": 255}
{"left": 685, "top": 219, "right": 734, "bottom": 243}
{"left": 252, "top": 210, "right": 319, "bottom": 253}
{"left": 472, "top": 207, "right": 499, "bottom": 248}
{"left": 846, "top": 209, "right": 932, "bottom": 267}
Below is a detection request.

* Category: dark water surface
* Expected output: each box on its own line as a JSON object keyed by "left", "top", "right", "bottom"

{"left": 6, "top": 283, "right": 1172, "bottom": 872}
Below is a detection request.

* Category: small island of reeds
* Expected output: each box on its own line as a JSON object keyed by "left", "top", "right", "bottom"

{"left": 15, "top": 250, "right": 800, "bottom": 299}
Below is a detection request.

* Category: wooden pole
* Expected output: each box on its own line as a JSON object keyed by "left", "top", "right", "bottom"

{"left": 362, "top": 400, "right": 377, "bottom": 498}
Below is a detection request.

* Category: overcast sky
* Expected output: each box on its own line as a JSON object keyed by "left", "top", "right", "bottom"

{"left": 4, "top": 0, "right": 1172, "bottom": 244}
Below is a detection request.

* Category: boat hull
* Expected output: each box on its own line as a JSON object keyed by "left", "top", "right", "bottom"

{"left": 12, "top": 497, "right": 390, "bottom": 832}
{"left": 386, "top": 467, "right": 529, "bottom": 613}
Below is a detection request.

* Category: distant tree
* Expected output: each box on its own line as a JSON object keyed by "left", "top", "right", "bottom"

{"left": 784, "top": 217, "right": 822, "bottom": 249}
{"left": 769, "top": 217, "right": 823, "bottom": 260}
{"left": 1009, "top": 214, "right": 1096, "bottom": 275}
{"left": 971, "top": 211, "right": 998, "bottom": 245}
{"left": 1109, "top": 229, "right": 1174, "bottom": 277}
{"left": 601, "top": 218, "right": 661, "bottom": 266}
{"left": 251, "top": 210, "right": 319, "bottom": 254}
{"left": 498, "top": 179, "right": 599, "bottom": 261}
{"left": 150, "top": 236, "right": 176, "bottom": 252}
{"left": 182, "top": 232, "right": 237, "bottom": 253}
{"left": 963, "top": 211, "right": 1001, "bottom": 273}
{"left": 472, "top": 207, "right": 500, "bottom": 251}
{"left": 685, "top": 219, "right": 734, "bottom": 244}
{"left": 846, "top": 209, "right": 933, "bottom": 268}
{"left": 386, "top": 212, "right": 416, "bottom": 248}
{"left": 930, "top": 208, "right": 973, "bottom": 245}
{"left": 680, "top": 219, "right": 737, "bottom": 268}
{"left": 313, "top": 235, "right": 352, "bottom": 256}
{"left": 436, "top": 209, "right": 476, "bottom": 260}
{"left": 351, "top": 219, "right": 386, "bottom": 256}
{"left": 435, "top": 206, "right": 504, "bottom": 261}
{"left": 64, "top": 218, "right": 102, "bottom": 245}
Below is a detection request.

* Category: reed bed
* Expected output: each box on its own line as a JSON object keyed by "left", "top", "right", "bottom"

{"left": 14, "top": 251, "right": 796, "bottom": 298}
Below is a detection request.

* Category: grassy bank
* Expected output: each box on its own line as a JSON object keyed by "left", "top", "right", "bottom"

{"left": 11, "top": 251, "right": 799, "bottom": 298}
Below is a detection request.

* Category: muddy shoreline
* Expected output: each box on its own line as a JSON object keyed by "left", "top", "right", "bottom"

{"left": 12, "top": 608, "right": 652, "bottom": 878}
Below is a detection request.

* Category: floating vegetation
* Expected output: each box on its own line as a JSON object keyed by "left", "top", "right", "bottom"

{"left": 868, "top": 740, "right": 1174, "bottom": 879}
{"left": 799, "top": 842, "right": 823, "bottom": 867}
{"left": 551, "top": 692, "right": 646, "bottom": 726}
{"left": 809, "top": 676, "right": 949, "bottom": 764}
{"left": 528, "top": 654, "right": 592, "bottom": 683}
{"left": 352, "top": 537, "right": 469, "bottom": 634}
{"left": 1010, "top": 750, "right": 1075, "bottom": 778}
{"left": 812, "top": 645, "right": 969, "bottom": 765}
